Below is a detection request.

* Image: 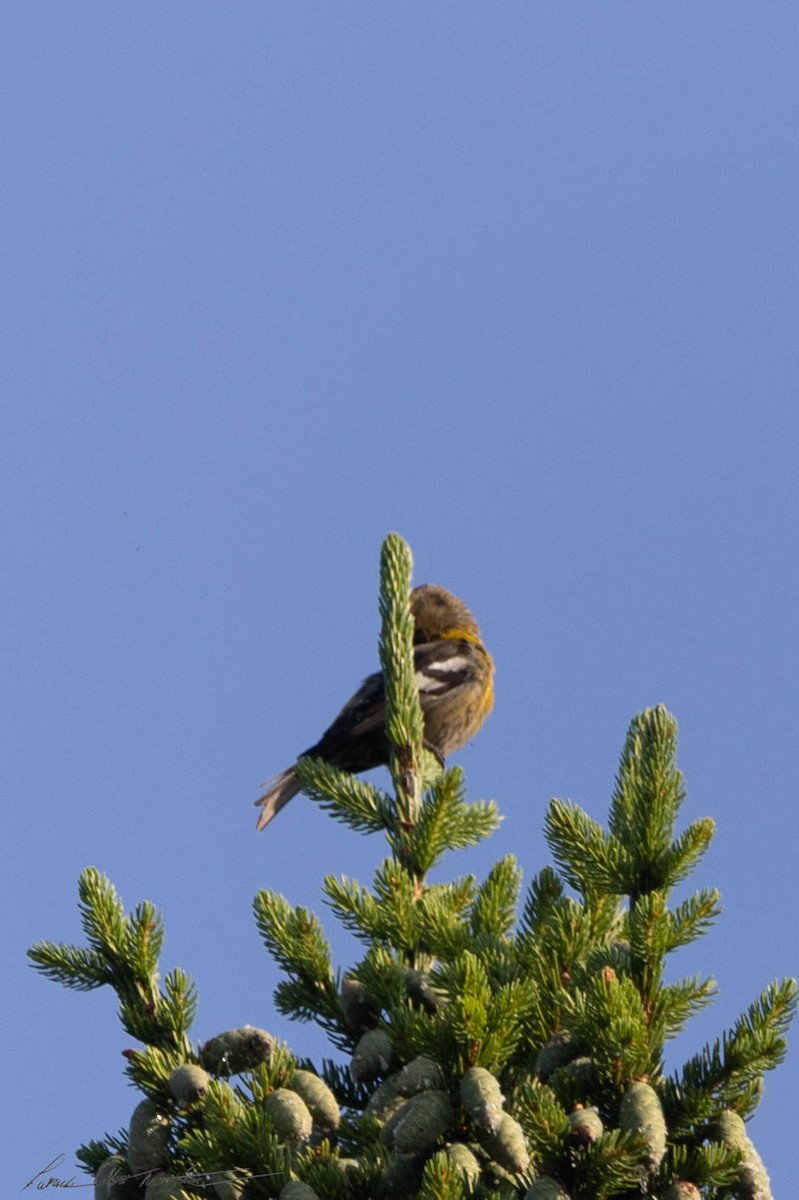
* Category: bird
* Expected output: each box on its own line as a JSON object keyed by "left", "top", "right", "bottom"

{"left": 255, "top": 583, "right": 494, "bottom": 829}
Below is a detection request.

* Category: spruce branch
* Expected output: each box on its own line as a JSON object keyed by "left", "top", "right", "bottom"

{"left": 294, "top": 757, "right": 394, "bottom": 835}
{"left": 373, "top": 857, "right": 423, "bottom": 934}
{"left": 515, "top": 1078, "right": 570, "bottom": 1166}
{"left": 666, "top": 888, "right": 723, "bottom": 950}
{"left": 179, "top": 1077, "right": 285, "bottom": 1181}
{"left": 469, "top": 854, "right": 522, "bottom": 939}
{"left": 414, "top": 877, "right": 477, "bottom": 959}
{"left": 665, "top": 977, "right": 797, "bottom": 1130}
{"left": 433, "top": 951, "right": 493, "bottom": 1068}
{"left": 580, "top": 967, "right": 656, "bottom": 1085}
{"left": 252, "top": 890, "right": 339, "bottom": 1030}
{"left": 610, "top": 705, "right": 685, "bottom": 842}
{"left": 658, "top": 817, "right": 716, "bottom": 890}
{"left": 569, "top": 1126, "right": 649, "bottom": 1200}
{"left": 650, "top": 975, "right": 717, "bottom": 1042}
{"left": 28, "top": 867, "right": 193, "bottom": 1053}
{"left": 378, "top": 531, "right": 424, "bottom": 829}
{"left": 27, "top": 940, "right": 110, "bottom": 990}
{"left": 352, "top": 945, "right": 422, "bottom": 1018}
{"left": 662, "top": 1138, "right": 745, "bottom": 1192}
{"left": 412, "top": 766, "right": 501, "bottom": 873}
{"left": 122, "top": 900, "right": 165, "bottom": 977}
{"left": 162, "top": 968, "right": 200, "bottom": 1040}
{"left": 417, "top": 1151, "right": 471, "bottom": 1200}
{"left": 520, "top": 866, "right": 566, "bottom": 938}
{"left": 75, "top": 1133, "right": 128, "bottom": 1175}
{"left": 79, "top": 865, "right": 130, "bottom": 956}
{"left": 626, "top": 888, "right": 671, "bottom": 999}
{"left": 322, "top": 874, "right": 384, "bottom": 943}
{"left": 545, "top": 799, "right": 625, "bottom": 896}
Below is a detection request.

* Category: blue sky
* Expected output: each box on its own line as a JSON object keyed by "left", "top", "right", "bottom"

{"left": 4, "top": 4, "right": 797, "bottom": 1194}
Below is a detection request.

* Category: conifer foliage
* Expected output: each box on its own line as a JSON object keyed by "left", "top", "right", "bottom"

{"left": 30, "top": 534, "right": 795, "bottom": 1200}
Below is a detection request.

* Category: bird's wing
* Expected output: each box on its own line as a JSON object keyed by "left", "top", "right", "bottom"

{"left": 413, "top": 639, "right": 476, "bottom": 704}
{"left": 318, "top": 641, "right": 476, "bottom": 745}
{"left": 347, "top": 641, "right": 474, "bottom": 733}
{"left": 326, "top": 671, "right": 386, "bottom": 738}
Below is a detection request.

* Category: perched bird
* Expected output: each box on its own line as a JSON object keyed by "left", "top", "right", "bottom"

{"left": 255, "top": 584, "right": 494, "bottom": 829}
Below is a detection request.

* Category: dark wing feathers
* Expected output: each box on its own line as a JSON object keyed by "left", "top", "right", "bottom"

{"left": 309, "top": 640, "right": 475, "bottom": 747}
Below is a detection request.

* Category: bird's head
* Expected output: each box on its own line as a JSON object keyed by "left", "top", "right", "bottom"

{"left": 410, "top": 584, "right": 483, "bottom": 645}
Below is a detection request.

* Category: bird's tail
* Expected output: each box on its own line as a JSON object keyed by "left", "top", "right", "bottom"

{"left": 255, "top": 766, "right": 302, "bottom": 830}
